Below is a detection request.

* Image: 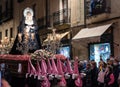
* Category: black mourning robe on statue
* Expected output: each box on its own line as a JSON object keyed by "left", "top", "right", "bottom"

{"left": 9, "top": 17, "right": 41, "bottom": 55}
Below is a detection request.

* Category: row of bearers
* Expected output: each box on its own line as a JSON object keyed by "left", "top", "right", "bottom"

{"left": 25, "top": 57, "right": 82, "bottom": 87}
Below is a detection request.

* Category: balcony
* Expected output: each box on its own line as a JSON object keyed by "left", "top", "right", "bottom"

{"left": 86, "top": 13, "right": 109, "bottom": 24}
{"left": 53, "top": 9, "right": 70, "bottom": 25}
{"left": 37, "top": 8, "right": 71, "bottom": 30}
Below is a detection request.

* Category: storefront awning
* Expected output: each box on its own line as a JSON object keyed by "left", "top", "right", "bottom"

{"left": 72, "top": 23, "right": 113, "bottom": 47}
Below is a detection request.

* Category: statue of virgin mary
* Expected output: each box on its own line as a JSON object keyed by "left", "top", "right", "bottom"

{"left": 9, "top": 7, "right": 41, "bottom": 54}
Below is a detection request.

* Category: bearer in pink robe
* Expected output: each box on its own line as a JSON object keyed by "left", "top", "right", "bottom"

{"left": 74, "top": 57, "right": 83, "bottom": 87}
{"left": 41, "top": 59, "right": 50, "bottom": 87}
{"left": 57, "top": 58, "right": 66, "bottom": 87}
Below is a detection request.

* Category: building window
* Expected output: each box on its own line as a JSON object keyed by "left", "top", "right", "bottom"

{"left": 0, "top": 32, "right": 2, "bottom": 40}
{"left": 0, "top": 5, "right": 2, "bottom": 14}
{"left": 86, "top": 0, "right": 111, "bottom": 17}
{"left": 17, "top": 0, "right": 24, "bottom": 3}
{"left": 6, "top": 0, "right": 8, "bottom": 10}
{"left": 10, "top": 28, "right": 13, "bottom": 38}
{"left": 0, "top": 5, "right": 2, "bottom": 20}
{"left": 0, "top": 0, "right": 13, "bottom": 23}
{"left": 5, "top": 29, "right": 8, "bottom": 37}
{"left": 62, "top": 0, "right": 68, "bottom": 9}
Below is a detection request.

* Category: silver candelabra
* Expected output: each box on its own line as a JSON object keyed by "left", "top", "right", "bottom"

{"left": 43, "top": 28, "right": 62, "bottom": 54}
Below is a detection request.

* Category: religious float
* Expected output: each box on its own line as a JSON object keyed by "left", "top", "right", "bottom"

{"left": 0, "top": 7, "right": 82, "bottom": 87}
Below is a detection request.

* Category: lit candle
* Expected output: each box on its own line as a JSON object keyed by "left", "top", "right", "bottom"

{"left": 4, "top": 37, "right": 8, "bottom": 43}
{"left": 25, "top": 32, "right": 29, "bottom": 40}
{"left": 11, "top": 38, "right": 14, "bottom": 41}
{"left": 1, "top": 40, "right": 3, "bottom": 43}
{"left": 26, "top": 32, "right": 29, "bottom": 36}
{"left": 18, "top": 33, "right": 22, "bottom": 38}
{"left": 56, "top": 34, "right": 60, "bottom": 41}
{"left": 25, "top": 27, "right": 30, "bottom": 33}
{"left": 47, "top": 34, "right": 50, "bottom": 41}
{"left": 0, "top": 44, "right": 2, "bottom": 48}
{"left": 31, "top": 33, "right": 35, "bottom": 40}
{"left": 49, "top": 34, "right": 53, "bottom": 41}
{"left": 4, "top": 37, "right": 7, "bottom": 40}
{"left": 11, "top": 38, "right": 14, "bottom": 42}
{"left": 6, "top": 38, "right": 9, "bottom": 44}
{"left": 18, "top": 33, "right": 22, "bottom": 42}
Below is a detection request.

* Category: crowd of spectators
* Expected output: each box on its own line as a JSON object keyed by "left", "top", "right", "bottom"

{"left": 1, "top": 56, "right": 120, "bottom": 87}
{"left": 78, "top": 57, "right": 120, "bottom": 87}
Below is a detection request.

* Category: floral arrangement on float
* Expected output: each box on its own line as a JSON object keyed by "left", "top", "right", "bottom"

{"left": 26, "top": 55, "right": 83, "bottom": 87}
{"left": 30, "top": 49, "right": 54, "bottom": 60}
{"left": 30, "top": 49, "right": 66, "bottom": 60}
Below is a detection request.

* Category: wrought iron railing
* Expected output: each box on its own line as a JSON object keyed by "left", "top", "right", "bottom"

{"left": 37, "top": 8, "right": 71, "bottom": 29}
{"left": 53, "top": 8, "right": 71, "bottom": 25}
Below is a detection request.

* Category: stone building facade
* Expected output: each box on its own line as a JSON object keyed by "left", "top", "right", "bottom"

{"left": 0, "top": 0, "right": 120, "bottom": 60}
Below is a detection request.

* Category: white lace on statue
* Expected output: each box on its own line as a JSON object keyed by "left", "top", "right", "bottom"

{"left": 24, "top": 7, "right": 34, "bottom": 25}
{"left": 25, "top": 25, "right": 34, "bottom": 33}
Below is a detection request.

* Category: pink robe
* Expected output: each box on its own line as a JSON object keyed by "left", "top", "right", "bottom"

{"left": 57, "top": 58, "right": 66, "bottom": 86}
{"left": 41, "top": 59, "right": 50, "bottom": 87}
{"left": 74, "top": 58, "right": 82, "bottom": 87}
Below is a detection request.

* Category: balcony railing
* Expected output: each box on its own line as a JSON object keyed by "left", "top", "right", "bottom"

{"left": 53, "top": 8, "right": 71, "bottom": 25}
{"left": 37, "top": 8, "right": 71, "bottom": 29}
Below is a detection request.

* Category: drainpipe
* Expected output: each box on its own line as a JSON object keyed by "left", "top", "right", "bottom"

{"left": 46, "top": 0, "right": 50, "bottom": 27}
{"left": 84, "top": 0, "right": 87, "bottom": 28}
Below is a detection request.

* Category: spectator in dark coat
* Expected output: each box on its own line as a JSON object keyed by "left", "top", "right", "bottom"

{"left": 113, "top": 59, "right": 120, "bottom": 87}
{"left": 91, "top": 61, "right": 98, "bottom": 87}
{"left": 84, "top": 63, "right": 92, "bottom": 87}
